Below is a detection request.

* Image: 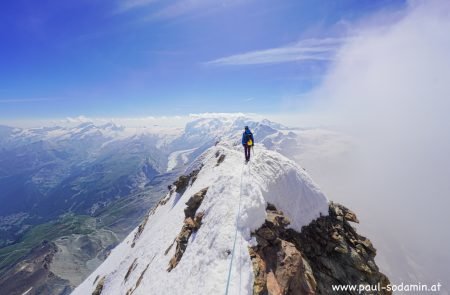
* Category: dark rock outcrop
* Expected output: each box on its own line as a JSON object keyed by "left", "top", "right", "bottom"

{"left": 184, "top": 188, "right": 208, "bottom": 219}
{"left": 170, "top": 168, "right": 202, "bottom": 195}
{"left": 215, "top": 150, "right": 226, "bottom": 166}
{"left": 125, "top": 254, "right": 156, "bottom": 295}
{"left": 249, "top": 203, "right": 390, "bottom": 295}
{"left": 131, "top": 213, "right": 150, "bottom": 248}
{"left": 131, "top": 168, "right": 203, "bottom": 248}
{"left": 124, "top": 258, "right": 138, "bottom": 282}
{"left": 167, "top": 188, "right": 208, "bottom": 272}
{"left": 92, "top": 276, "right": 105, "bottom": 295}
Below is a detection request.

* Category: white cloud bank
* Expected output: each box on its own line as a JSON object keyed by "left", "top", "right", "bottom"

{"left": 301, "top": 0, "right": 450, "bottom": 289}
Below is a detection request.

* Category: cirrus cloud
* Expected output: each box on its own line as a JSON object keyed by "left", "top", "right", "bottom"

{"left": 205, "top": 37, "right": 345, "bottom": 66}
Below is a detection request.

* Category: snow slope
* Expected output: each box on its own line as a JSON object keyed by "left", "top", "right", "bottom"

{"left": 73, "top": 143, "right": 329, "bottom": 295}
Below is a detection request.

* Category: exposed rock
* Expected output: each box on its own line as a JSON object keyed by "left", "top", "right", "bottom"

{"left": 330, "top": 202, "right": 359, "bottom": 224}
{"left": 249, "top": 203, "right": 390, "bottom": 295}
{"left": 216, "top": 154, "right": 226, "bottom": 166}
{"left": 92, "top": 276, "right": 105, "bottom": 295}
{"left": 184, "top": 188, "right": 208, "bottom": 219}
{"left": 124, "top": 258, "right": 138, "bottom": 282}
{"left": 249, "top": 247, "right": 268, "bottom": 295}
{"left": 126, "top": 254, "right": 156, "bottom": 295}
{"left": 167, "top": 188, "right": 208, "bottom": 272}
{"left": 134, "top": 263, "right": 149, "bottom": 291}
{"left": 126, "top": 264, "right": 149, "bottom": 295}
{"left": 251, "top": 239, "right": 316, "bottom": 295}
{"left": 172, "top": 168, "right": 202, "bottom": 195}
{"left": 159, "top": 167, "right": 203, "bottom": 210}
{"left": 173, "top": 175, "right": 190, "bottom": 194}
{"left": 164, "top": 238, "right": 176, "bottom": 256}
{"left": 131, "top": 169, "right": 204, "bottom": 248}
{"left": 131, "top": 213, "right": 150, "bottom": 248}
{"left": 93, "top": 275, "right": 100, "bottom": 285}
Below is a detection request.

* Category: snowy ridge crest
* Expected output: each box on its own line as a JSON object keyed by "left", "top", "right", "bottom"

{"left": 72, "top": 143, "right": 329, "bottom": 295}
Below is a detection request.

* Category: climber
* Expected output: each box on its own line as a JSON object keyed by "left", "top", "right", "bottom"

{"left": 241, "top": 126, "right": 254, "bottom": 162}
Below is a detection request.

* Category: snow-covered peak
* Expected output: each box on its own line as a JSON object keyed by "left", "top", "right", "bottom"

{"left": 2, "top": 116, "right": 289, "bottom": 150}
{"left": 72, "top": 143, "right": 328, "bottom": 295}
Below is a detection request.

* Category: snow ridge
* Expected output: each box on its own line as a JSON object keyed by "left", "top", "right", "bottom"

{"left": 72, "top": 143, "right": 328, "bottom": 295}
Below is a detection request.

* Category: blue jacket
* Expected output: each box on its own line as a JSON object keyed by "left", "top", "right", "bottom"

{"left": 242, "top": 130, "right": 254, "bottom": 145}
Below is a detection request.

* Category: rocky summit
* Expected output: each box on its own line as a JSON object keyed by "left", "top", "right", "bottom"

{"left": 250, "top": 202, "right": 390, "bottom": 294}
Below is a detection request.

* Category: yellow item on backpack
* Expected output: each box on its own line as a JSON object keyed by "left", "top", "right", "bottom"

{"left": 247, "top": 139, "right": 253, "bottom": 146}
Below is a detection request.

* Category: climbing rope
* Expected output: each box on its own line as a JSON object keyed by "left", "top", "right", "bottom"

{"left": 239, "top": 157, "right": 253, "bottom": 295}
{"left": 224, "top": 160, "right": 247, "bottom": 295}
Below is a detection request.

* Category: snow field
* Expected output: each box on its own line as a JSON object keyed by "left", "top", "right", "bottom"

{"left": 72, "top": 143, "right": 328, "bottom": 295}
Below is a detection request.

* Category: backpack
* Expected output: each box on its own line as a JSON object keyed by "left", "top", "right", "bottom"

{"left": 245, "top": 132, "right": 253, "bottom": 146}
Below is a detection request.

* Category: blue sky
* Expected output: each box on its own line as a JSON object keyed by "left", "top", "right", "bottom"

{"left": 0, "top": 0, "right": 406, "bottom": 119}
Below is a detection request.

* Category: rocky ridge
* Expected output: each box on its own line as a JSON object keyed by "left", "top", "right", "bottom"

{"left": 249, "top": 202, "right": 390, "bottom": 294}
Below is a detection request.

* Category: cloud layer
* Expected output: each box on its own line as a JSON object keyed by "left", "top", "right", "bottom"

{"left": 302, "top": 0, "right": 450, "bottom": 287}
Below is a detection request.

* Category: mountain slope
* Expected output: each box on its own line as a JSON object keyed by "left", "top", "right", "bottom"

{"left": 72, "top": 143, "right": 388, "bottom": 295}
{"left": 0, "top": 117, "right": 354, "bottom": 294}
{"left": 0, "top": 122, "right": 180, "bottom": 292}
